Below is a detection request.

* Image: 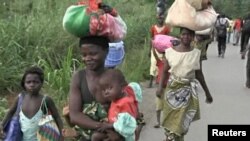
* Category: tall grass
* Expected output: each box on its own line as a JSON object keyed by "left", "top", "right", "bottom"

{"left": 38, "top": 46, "right": 83, "bottom": 105}
{"left": 0, "top": 98, "right": 8, "bottom": 121}
{"left": 0, "top": 0, "right": 157, "bottom": 108}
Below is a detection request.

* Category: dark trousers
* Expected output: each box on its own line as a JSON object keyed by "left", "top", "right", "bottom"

{"left": 217, "top": 36, "right": 227, "bottom": 55}
{"left": 247, "top": 51, "right": 250, "bottom": 86}
{"left": 227, "top": 32, "right": 232, "bottom": 43}
{"left": 240, "top": 31, "right": 250, "bottom": 54}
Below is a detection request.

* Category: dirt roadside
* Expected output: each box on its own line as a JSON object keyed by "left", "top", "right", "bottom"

{"left": 138, "top": 81, "right": 157, "bottom": 124}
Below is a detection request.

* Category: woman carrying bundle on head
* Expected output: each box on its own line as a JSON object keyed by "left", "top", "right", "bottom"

{"left": 62, "top": 1, "right": 144, "bottom": 140}
{"left": 156, "top": 27, "right": 213, "bottom": 141}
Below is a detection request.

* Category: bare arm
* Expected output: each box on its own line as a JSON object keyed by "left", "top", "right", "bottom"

{"left": 156, "top": 58, "right": 170, "bottom": 98}
{"left": 62, "top": 105, "right": 74, "bottom": 127}
{"left": 195, "top": 67, "right": 213, "bottom": 103}
{"left": 69, "top": 71, "right": 102, "bottom": 130}
{"left": 97, "top": 122, "right": 113, "bottom": 132}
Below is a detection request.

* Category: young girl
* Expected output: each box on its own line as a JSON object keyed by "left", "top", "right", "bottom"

{"left": 0, "top": 66, "right": 64, "bottom": 141}
{"left": 156, "top": 27, "right": 213, "bottom": 141}
{"left": 91, "top": 69, "right": 142, "bottom": 141}
{"left": 149, "top": 16, "right": 171, "bottom": 88}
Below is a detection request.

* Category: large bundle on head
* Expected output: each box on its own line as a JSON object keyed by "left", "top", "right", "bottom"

{"left": 186, "top": 0, "right": 212, "bottom": 10}
{"left": 165, "top": 0, "right": 218, "bottom": 31}
{"left": 63, "top": 0, "right": 127, "bottom": 42}
{"left": 195, "top": 27, "right": 213, "bottom": 35}
{"left": 105, "top": 41, "right": 125, "bottom": 68}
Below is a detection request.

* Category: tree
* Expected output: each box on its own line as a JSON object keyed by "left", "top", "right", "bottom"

{"left": 213, "top": 0, "right": 250, "bottom": 18}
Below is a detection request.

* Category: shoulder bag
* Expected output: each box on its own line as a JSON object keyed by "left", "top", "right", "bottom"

{"left": 3, "top": 93, "right": 24, "bottom": 141}
{"left": 37, "top": 96, "right": 60, "bottom": 141}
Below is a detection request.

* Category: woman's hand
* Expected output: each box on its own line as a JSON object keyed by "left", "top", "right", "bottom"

{"left": 97, "top": 122, "right": 113, "bottom": 133}
{"left": 205, "top": 93, "right": 213, "bottom": 104}
{"left": 62, "top": 105, "right": 69, "bottom": 116}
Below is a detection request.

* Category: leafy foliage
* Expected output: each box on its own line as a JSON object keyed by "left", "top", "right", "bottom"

{"left": 0, "top": 98, "right": 8, "bottom": 121}
{"left": 1, "top": 0, "right": 249, "bottom": 114}
{"left": 0, "top": 0, "right": 156, "bottom": 102}
{"left": 213, "top": 0, "right": 250, "bottom": 18}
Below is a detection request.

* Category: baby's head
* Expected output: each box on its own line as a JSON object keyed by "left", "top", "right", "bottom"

{"left": 99, "top": 69, "right": 127, "bottom": 101}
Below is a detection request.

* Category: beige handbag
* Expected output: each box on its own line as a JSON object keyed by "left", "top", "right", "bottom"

{"left": 37, "top": 96, "right": 60, "bottom": 141}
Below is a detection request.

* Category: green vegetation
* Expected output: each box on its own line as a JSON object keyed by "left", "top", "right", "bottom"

{"left": 0, "top": 0, "right": 157, "bottom": 109}
{"left": 213, "top": 0, "right": 250, "bottom": 18}
{"left": 0, "top": 98, "right": 8, "bottom": 121}
{"left": 0, "top": 0, "right": 250, "bottom": 112}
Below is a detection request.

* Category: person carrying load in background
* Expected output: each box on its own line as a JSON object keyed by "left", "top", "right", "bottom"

{"left": 156, "top": 0, "right": 167, "bottom": 18}
{"left": 215, "top": 14, "right": 229, "bottom": 58}
{"left": 151, "top": 34, "right": 177, "bottom": 128}
{"left": 233, "top": 17, "right": 242, "bottom": 46}
{"left": 148, "top": 16, "right": 171, "bottom": 88}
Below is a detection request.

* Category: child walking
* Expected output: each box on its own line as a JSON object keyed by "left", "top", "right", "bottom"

{"left": 152, "top": 49, "right": 169, "bottom": 128}
{"left": 0, "top": 66, "right": 64, "bottom": 141}
{"left": 149, "top": 16, "right": 171, "bottom": 88}
{"left": 91, "top": 69, "right": 142, "bottom": 141}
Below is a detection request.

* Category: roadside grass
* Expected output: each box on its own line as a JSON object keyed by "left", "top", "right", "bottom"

{"left": 0, "top": 0, "right": 157, "bottom": 116}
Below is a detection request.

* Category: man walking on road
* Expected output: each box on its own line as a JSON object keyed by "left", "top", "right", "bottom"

{"left": 215, "top": 14, "right": 229, "bottom": 58}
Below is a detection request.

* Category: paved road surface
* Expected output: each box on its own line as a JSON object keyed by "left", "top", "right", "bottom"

{"left": 139, "top": 41, "right": 250, "bottom": 141}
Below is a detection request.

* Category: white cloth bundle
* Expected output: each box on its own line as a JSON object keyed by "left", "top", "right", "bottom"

{"left": 165, "top": 0, "right": 218, "bottom": 31}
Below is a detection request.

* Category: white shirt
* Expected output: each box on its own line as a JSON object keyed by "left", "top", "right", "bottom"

{"left": 165, "top": 48, "right": 201, "bottom": 79}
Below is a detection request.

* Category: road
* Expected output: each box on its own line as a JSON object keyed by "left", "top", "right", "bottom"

{"left": 138, "top": 41, "right": 250, "bottom": 141}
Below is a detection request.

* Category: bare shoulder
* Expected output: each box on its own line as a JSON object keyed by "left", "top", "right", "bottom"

{"left": 72, "top": 69, "right": 85, "bottom": 82}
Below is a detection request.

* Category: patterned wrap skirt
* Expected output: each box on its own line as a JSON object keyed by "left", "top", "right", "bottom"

{"left": 162, "top": 75, "right": 200, "bottom": 137}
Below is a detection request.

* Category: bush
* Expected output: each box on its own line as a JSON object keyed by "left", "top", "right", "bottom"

{"left": 0, "top": 0, "right": 156, "bottom": 106}
{"left": 0, "top": 98, "right": 8, "bottom": 121}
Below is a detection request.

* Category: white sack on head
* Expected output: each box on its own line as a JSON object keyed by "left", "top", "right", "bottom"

{"left": 165, "top": 0, "right": 218, "bottom": 31}
{"left": 186, "top": 0, "right": 202, "bottom": 10}
{"left": 195, "top": 27, "right": 213, "bottom": 35}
